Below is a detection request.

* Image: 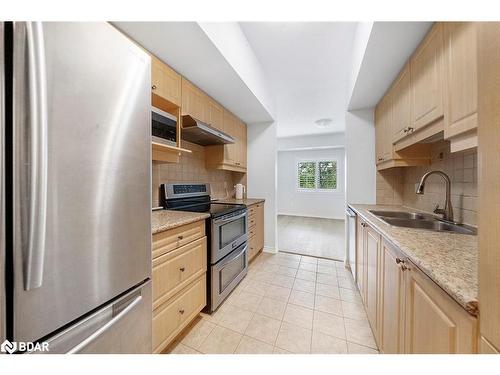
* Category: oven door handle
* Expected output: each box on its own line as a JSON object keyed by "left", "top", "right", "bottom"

{"left": 219, "top": 243, "right": 248, "bottom": 266}
{"left": 213, "top": 211, "right": 247, "bottom": 225}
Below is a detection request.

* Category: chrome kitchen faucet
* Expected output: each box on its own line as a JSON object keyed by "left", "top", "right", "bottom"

{"left": 415, "top": 170, "right": 454, "bottom": 222}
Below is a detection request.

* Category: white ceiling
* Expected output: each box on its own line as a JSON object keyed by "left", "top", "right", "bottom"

{"left": 240, "top": 22, "right": 357, "bottom": 138}
{"left": 113, "top": 22, "right": 274, "bottom": 123}
{"left": 348, "top": 22, "right": 433, "bottom": 110}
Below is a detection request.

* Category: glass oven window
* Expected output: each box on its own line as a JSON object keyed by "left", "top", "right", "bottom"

{"left": 219, "top": 216, "right": 246, "bottom": 249}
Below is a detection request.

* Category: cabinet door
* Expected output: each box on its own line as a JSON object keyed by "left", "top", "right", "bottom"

{"left": 365, "top": 225, "right": 381, "bottom": 342}
{"left": 151, "top": 56, "right": 181, "bottom": 106}
{"left": 410, "top": 23, "right": 444, "bottom": 130}
{"left": 392, "top": 64, "right": 411, "bottom": 143}
{"left": 255, "top": 203, "right": 264, "bottom": 251}
{"left": 404, "top": 260, "right": 478, "bottom": 353}
{"left": 356, "top": 219, "right": 366, "bottom": 301}
{"left": 222, "top": 110, "right": 238, "bottom": 165}
{"left": 443, "top": 22, "right": 478, "bottom": 139}
{"left": 375, "top": 95, "right": 392, "bottom": 164}
{"left": 207, "top": 97, "right": 224, "bottom": 131}
{"left": 181, "top": 78, "right": 207, "bottom": 122}
{"left": 236, "top": 120, "right": 247, "bottom": 168}
{"left": 380, "top": 240, "right": 405, "bottom": 354}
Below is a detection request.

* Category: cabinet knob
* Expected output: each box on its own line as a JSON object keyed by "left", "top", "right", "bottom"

{"left": 395, "top": 257, "right": 404, "bottom": 264}
{"left": 179, "top": 267, "right": 185, "bottom": 272}
{"left": 403, "top": 127, "right": 408, "bottom": 133}
{"left": 178, "top": 235, "right": 184, "bottom": 240}
{"left": 361, "top": 222, "right": 367, "bottom": 227}
{"left": 152, "top": 85, "right": 157, "bottom": 90}
{"left": 400, "top": 264, "right": 410, "bottom": 271}
{"left": 408, "top": 127, "right": 414, "bottom": 133}
{"left": 179, "top": 309, "right": 185, "bottom": 315}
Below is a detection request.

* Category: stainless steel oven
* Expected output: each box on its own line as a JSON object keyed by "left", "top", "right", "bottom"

{"left": 211, "top": 209, "right": 248, "bottom": 264}
{"left": 210, "top": 242, "right": 248, "bottom": 310}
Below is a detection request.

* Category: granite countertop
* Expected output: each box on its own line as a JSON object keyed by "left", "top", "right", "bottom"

{"left": 349, "top": 204, "right": 478, "bottom": 316}
{"left": 213, "top": 198, "right": 265, "bottom": 206}
{"left": 152, "top": 210, "right": 210, "bottom": 234}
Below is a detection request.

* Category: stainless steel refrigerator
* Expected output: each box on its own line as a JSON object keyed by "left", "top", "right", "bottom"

{"left": 1, "top": 22, "right": 152, "bottom": 353}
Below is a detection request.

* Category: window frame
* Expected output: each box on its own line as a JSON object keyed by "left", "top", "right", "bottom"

{"left": 296, "top": 158, "right": 339, "bottom": 193}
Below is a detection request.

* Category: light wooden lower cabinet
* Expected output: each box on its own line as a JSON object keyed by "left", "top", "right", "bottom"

{"left": 152, "top": 219, "right": 207, "bottom": 353}
{"left": 380, "top": 240, "right": 405, "bottom": 354}
{"left": 404, "top": 259, "right": 478, "bottom": 353}
{"left": 248, "top": 202, "right": 264, "bottom": 262}
{"left": 355, "top": 216, "right": 479, "bottom": 354}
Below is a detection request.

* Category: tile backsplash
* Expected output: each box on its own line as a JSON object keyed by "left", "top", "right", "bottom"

{"left": 151, "top": 141, "right": 244, "bottom": 207}
{"left": 376, "top": 140, "right": 478, "bottom": 226}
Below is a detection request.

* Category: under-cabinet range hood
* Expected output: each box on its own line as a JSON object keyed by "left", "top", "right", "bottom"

{"left": 181, "top": 115, "right": 235, "bottom": 145}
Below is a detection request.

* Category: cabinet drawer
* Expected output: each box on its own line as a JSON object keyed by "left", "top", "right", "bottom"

{"left": 248, "top": 214, "right": 257, "bottom": 228}
{"left": 152, "top": 220, "right": 205, "bottom": 259}
{"left": 153, "top": 275, "right": 206, "bottom": 353}
{"left": 153, "top": 237, "right": 207, "bottom": 309}
{"left": 248, "top": 205, "right": 257, "bottom": 216}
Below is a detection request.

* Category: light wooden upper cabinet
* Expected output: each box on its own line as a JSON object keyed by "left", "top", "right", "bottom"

{"left": 236, "top": 120, "right": 247, "bottom": 168}
{"left": 151, "top": 56, "right": 182, "bottom": 106}
{"left": 391, "top": 64, "right": 411, "bottom": 144}
{"left": 380, "top": 240, "right": 405, "bottom": 354}
{"left": 443, "top": 22, "right": 478, "bottom": 152}
{"left": 207, "top": 97, "right": 224, "bottom": 132}
{"left": 375, "top": 94, "right": 392, "bottom": 164}
{"left": 181, "top": 78, "right": 207, "bottom": 122}
{"left": 404, "top": 259, "right": 478, "bottom": 354}
{"left": 410, "top": 23, "right": 444, "bottom": 131}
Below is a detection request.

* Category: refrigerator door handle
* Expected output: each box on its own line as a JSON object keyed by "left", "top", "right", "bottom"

{"left": 67, "top": 294, "right": 143, "bottom": 354}
{"left": 15, "top": 22, "right": 49, "bottom": 290}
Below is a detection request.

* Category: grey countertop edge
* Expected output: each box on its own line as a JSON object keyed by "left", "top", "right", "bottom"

{"left": 348, "top": 203, "right": 479, "bottom": 317}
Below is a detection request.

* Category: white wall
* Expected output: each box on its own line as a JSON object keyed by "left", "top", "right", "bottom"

{"left": 345, "top": 109, "right": 376, "bottom": 205}
{"left": 278, "top": 133, "right": 345, "bottom": 151}
{"left": 278, "top": 148, "right": 345, "bottom": 220}
{"left": 247, "top": 122, "right": 278, "bottom": 253}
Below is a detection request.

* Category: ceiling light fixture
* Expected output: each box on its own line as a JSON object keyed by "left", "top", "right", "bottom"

{"left": 315, "top": 118, "right": 333, "bottom": 128}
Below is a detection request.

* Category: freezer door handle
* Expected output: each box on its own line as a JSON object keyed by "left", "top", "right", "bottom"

{"left": 15, "top": 22, "right": 49, "bottom": 290}
{"left": 67, "top": 294, "right": 143, "bottom": 354}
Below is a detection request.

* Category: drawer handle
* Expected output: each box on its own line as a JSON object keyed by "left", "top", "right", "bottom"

{"left": 179, "top": 309, "right": 185, "bottom": 315}
{"left": 178, "top": 235, "right": 184, "bottom": 240}
{"left": 152, "top": 85, "right": 157, "bottom": 90}
{"left": 361, "top": 222, "right": 367, "bottom": 227}
{"left": 179, "top": 267, "right": 185, "bottom": 272}
{"left": 395, "top": 258, "right": 404, "bottom": 264}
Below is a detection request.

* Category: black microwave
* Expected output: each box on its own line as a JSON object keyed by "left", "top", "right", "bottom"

{"left": 152, "top": 107, "right": 177, "bottom": 146}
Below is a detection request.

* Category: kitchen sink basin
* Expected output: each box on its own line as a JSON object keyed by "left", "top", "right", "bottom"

{"left": 369, "top": 210, "right": 477, "bottom": 235}
{"left": 369, "top": 210, "right": 431, "bottom": 220}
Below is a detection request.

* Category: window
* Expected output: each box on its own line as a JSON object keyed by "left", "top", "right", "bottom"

{"left": 297, "top": 160, "right": 338, "bottom": 191}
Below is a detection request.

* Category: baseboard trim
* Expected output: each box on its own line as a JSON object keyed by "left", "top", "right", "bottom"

{"left": 277, "top": 212, "right": 345, "bottom": 220}
{"left": 263, "top": 246, "right": 277, "bottom": 254}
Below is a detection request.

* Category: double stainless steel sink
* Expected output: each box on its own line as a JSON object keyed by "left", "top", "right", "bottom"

{"left": 369, "top": 210, "right": 477, "bottom": 235}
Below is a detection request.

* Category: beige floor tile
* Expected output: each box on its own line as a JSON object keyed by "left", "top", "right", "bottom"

{"left": 339, "top": 287, "right": 363, "bottom": 304}
{"left": 258, "top": 263, "right": 280, "bottom": 273}
{"left": 251, "top": 271, "right": 275, "bottom": 284}
{"left": 264, "top": 285, "right": 291, "bottom": 302}
{"left": 338, "top": 276, "right": 357, "bottom": 290}
{"left": 317, "top": 273, "right": 338, "bottom": 286}
{"left": 270, "top": 274, "right": 295, "bottom": 288}
{"left": 218, "top": 305, "right": 255, "bottom": 334}
{"left": 296, "top": 269, "right": 317, "bottom": 282}
{"left": 347, "top": 342, "right": 379, "bottom": 354}
{"left": 345, "top": 318, "right": 378, "bottom": 349}
{"left": 317, "top": 264, "right": 337, "bottom": 275}
{"left": 312, "top": 310, "right": 346, "bottom": 340}
{"left": 281, "top": 252, "right": 302, "bottom": 262}
{"left": 276, "top": 265, "right": 298, "bottom": 277}
{"left": 256, "top": 297, "right": 287, "bottom": 320}
{"left": 293, "top": 278, "right": 316, "bottom": 293}
{"left": 273, "top": 346, "right": 292, "bottom": 354}
{"left": 317, "top": 258, "right": 337, "bottom": 267}
{"left": 244, "top": 313, "right": 282, "bottom": 345}
{"left": 198, "top": 326, "right": 242, "bottom": 354}
{"left": 288, "top": 289, "right": 315, "bottom": 309}
{"left": 278, "top": 259, "right": 300, "bottom": 269}
{"left": 341, "top": 300, "right": 368, "bottom": 321}
{"left": 298, "top": 262, "right": 317, "bottom": 272}
{"left": 337, "top": 267, "right": 355, "bottom": 279}
{"left": 180, "top": 318, "right": 217, "bottom": 349}
{"left": 315, "top": 283, "right": 340, "bottom": 299}
{"left": 335, "top": 261, "right": 347, "bottom": 268}
{"left": 301, "top": 256, "right": 318, "bottom": 264}
{"left": 168, "top": 342, "right": 200, "bottom": 354}
{"left": 311, "top": 331, "right": 348, "bottom": 354}
{"left": 283, "top": 304, "right": 314, "bottom": 329}
{"left": 235, "top": 336, "right": 275, "bottom": 354}
{"left": 314, "top": 295, "right": 343, "bottom": 316}
{"left": 200, "top": 304, "right": 228, "bottom": 324}
{"left": 243, "top": 280, "right": 270, "bottom": 297}
{"left": 231, "top": 291, "right": 263, "bottom": 312}
{"left": 275, "top": 322, "right": 312, "bottom": 354}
